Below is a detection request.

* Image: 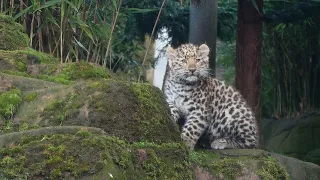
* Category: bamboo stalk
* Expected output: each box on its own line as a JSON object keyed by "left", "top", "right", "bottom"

{"left": 30, "top": 13, "right": 35, "bottom": 47}
{"left": 138, "top": 0, "right": 166, "bottom": 82}
{"left": 37, "top": 12, "right": 44, "bottom": 52}
{"left": 87, "top": 41, "right": 93, "bottom": 62}
{"left": 104, "top": 0, "right": 123, "bottom": 69}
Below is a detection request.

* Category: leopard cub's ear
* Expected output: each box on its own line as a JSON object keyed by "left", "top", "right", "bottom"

{"left": 198, "top": 44, "right": 210, "bottom": 57}
{"left": 167, "top": 46, "right": 177, "bottom": 67}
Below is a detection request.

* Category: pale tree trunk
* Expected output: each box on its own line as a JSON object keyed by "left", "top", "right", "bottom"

{"left": 189, "top": 0, "right": 218, "bottom": 72}
{"left": 235, "top": 0, "right": 263, "bottom": 145}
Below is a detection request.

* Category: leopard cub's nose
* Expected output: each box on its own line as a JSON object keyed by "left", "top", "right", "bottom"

{"left": 189, "top": 68, "right": 196, "bottom": 74}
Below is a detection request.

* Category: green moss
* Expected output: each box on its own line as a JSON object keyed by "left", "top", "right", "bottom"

{"left": 130, "top": 83, "right": 180, "bottom": 143}
{"left": 0, "top": 49, "right": 57, "bottom": 74}
{"left": 189, "top": 150, "right": 242, "bottom": 179}
{"left": 76, "top": 130, "right": 92, "bottom": 138}
{"left": 1, "top": 70, "right": 29, "bottom": 77}
{"left": 1, "top": 61, "right": 111, "bottom": 84}
{"left": 42, "top": 100, "right": 67, "bottom": 124}
{"left": 2, "top": 70, "right": 73, "bottom": 85}
{"left": 36, "top": 74, "right": 73, "bottom": 84}
{"left": 0, "top": 121, "right": 40, "bottom": 135}
{"left": 13, "top": 48, "right": 58, "bottom": 63}
{"left": 0, "top": 51, "right": 27, "bottom": 72}
{"left": 0, "top": 50, "right": 113, "bottom": 85}
{"left": 23, "top": 92, "right": 37, "bottom": 102}
{"left": 36, "top": 80, "right": 179, "bottom": 144}
{"left": 211, "top": 158, "right": 243, "bottom": 179}
{"left": 0, "top": 14, "right": 29, "bottom": 50}
{"left": 0, "top": 133, "right": 194, "bottom": 179}
{"left": 61, "top": 62, "right": 111, "bottom": 80}
{"left": 0, "top": 48, "right": 58, "bottom": 69}
{"left": 0, "top": 88, "right": 22, "bottom": 120}
{"left": 190, "top": 150, "right": 289, "bottom": 180}
{"left": 258, "top": 157, "right": 289, "bottom": 180}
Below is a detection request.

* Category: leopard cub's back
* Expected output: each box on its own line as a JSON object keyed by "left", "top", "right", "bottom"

{"left": 206, "top": 78, "right": 259, "bottom": 149}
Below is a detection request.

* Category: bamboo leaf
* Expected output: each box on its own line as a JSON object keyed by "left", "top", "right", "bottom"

{"left": 126, "top": 8, "right": 158, "bottom": 13}
{"left": 67, "top": 44, "right": 77, "bottom": 59}
{"left": 65, "top": 0, "right": 80, "bottom": 12}
{"left": 112, "top": 0, "right": 117, "bottom": 9}
{"left": 44, "top": 11, "right": 60, "bottom": 27}
{"left": 13, "top": 6, "right": 33, "bottom": 20}
{"left": 69, "top": 17, "right": 95, "bottom": 42}
{"left": 81, "top": 26, "right": 95, "bottom": 42}
{"left": 34, "top": 0, "right": 61, "bottom": 11}
{"left": 73, "top": 37, "right": 89, "bottom": 53}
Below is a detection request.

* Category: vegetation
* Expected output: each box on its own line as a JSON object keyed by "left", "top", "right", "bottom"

{"left": 217, "top": 0, "right": 320, "bottom": 118}
{"left": 0, "top": 0, "right": 188, "bottom": 82}
{"left": 0, "top": 88, "right": 22, "bottom": 120}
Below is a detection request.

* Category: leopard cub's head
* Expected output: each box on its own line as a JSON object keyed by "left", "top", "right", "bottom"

{"left": 166, "top": 43, "right": 210, "bottom": 85}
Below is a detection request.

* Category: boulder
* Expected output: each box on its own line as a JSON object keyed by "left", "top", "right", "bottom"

{"left": 0, "top": 128, "right": 290, "bottom": 180}
{"left": 262, "top": 113, "right": 320, "bottom": 165}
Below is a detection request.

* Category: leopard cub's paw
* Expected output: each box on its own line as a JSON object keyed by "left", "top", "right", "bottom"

{"left": 210, "top": 138, "right": 228, "bottom": 150}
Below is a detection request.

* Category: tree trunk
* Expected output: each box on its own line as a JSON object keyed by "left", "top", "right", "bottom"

{"left": 235, "top": 0, "right": 263, "bottom": 145}
{"left": 189, "top": 0, "right": 217, "bottom": 72}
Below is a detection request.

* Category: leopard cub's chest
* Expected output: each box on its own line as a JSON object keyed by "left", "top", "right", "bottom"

{"left": 172, "top": 86, "right": 198, "bottom": 115}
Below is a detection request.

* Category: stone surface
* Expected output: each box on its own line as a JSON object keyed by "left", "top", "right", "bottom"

{"left": 262, "top": 113, "right": 320, "bottom": 165}
{"left": 271, "top": 153, "right": 320, "bottom": 180}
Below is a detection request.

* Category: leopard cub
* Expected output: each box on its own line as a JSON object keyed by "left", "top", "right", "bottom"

{"left": 163, "top": 43, "right": 259, "bottom": 150}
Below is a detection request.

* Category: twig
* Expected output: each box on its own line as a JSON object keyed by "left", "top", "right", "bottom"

{"left": 138, "top": 0, "right": 166, "bottom": 82}
{"left": 104, "top": 0, "right": 123, "bottom": 69}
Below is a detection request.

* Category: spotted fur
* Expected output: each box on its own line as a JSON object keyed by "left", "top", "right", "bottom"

{"left": 163, "top": 43, "right": 259, "bottom": 150}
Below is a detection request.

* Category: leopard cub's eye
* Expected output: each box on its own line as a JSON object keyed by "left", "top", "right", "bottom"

{"left": 179, "top": 58, "right": 186, "bottom": 62}
{"left": 196, "top": 58, "right": 201, "bottom": 62}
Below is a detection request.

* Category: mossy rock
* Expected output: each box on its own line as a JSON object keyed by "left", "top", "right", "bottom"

{"left": 0, "top": 14, "right": 29, "bottom": 50}
{"left": 0, "top": 50, "right": 113, "bottom": 84}
{"left": 190, "top": 149, "right": 289, "bottom": 180}
{"left": 0, "top": 49, "right": 58, "bottom": 73}
{"left": 0, "top": 73, "right": 179, "bottom": 143}
{"left": 35, "top": 79, "right": 180, "bottom": 143}
{"left": 0, "top": 127, "right": 193, "bottom": 179}
{"left": 0, "top": 128, "right": 293, "bottom": 180}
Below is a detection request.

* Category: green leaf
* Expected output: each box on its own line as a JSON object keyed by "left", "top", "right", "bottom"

{"left": 13, "top": 6, "right": 33, "bottom": 20}
{"left": 69, "top": 17, "right": 95, "bottom": 42}
{"left": 34, "top": 0, "right": 61, "bottom": 11}
{"left": 67, "top": 44, "right": 77, "bottom": 59}
{"left": 81, "top": 25, "right": 95, "bottom": 42}
{"left": 65, "top": 0, "right": 80, "bottom": 12}
{"left": 44, "top": 10, "right": 60, "bottom": 27}
{"left": 126, "top": 8, "right": 158, "bottom": 13}
{"left": 112, "top": 0, "right": 117, "bottom": 9}
{"left": 73, "top": 37, "right": 89, "bottom": 53}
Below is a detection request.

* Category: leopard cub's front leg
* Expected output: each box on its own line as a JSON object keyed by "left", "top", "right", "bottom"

{"left": 167, "top": 101, "right": 180, "bottom": 123}
{"left": 181, "top": 112, "right": 208, "bottom": 150}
